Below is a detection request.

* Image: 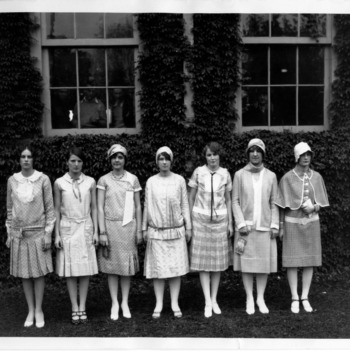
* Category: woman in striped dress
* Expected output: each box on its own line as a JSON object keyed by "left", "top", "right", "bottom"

{"left": 232, "top": 139, "right": 279, "bottom": 315}
{"left": 6, "top": 146, "right": 56, "bottom": 328}
{"left": 189, "top": 142, "right": 233, "bottom": 318}
{"left": 276, "top": 142, "right": 329, "bottom": 313}
{"left": 97, "top": 144, "right": 142, "bottom": 321}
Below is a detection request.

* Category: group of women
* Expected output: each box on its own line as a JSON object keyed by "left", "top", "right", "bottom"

{"left": 5, "top": 138, "right": 329, "bottom": 328}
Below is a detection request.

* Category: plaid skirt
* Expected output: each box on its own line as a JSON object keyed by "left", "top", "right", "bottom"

{"left": 233, "top": 230, "right": 277, "bottom": 274}
{"left": 190, "top": 213, "right": 232, "bottom": 272}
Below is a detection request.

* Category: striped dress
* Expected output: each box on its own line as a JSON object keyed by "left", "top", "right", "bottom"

{"left": 189, "top": 166, "right": 232, "bottom": 272}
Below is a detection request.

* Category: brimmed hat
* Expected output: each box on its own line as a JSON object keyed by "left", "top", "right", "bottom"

{"left": 246, "top": 138, "right": 266, "bottom": 155}
{"left": 294, "top": 142, "right": 314, "bottom": 163}
{"left": 156, "top": 146, "right": 173, "bottom": 162}
{"left": 107, "top": 144, "right": 127, "bottom": 159}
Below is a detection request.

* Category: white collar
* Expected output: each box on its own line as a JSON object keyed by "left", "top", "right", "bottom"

{"left": 63, "top": 172, "right": 85, "bottom": 184}
{"left": 13, "top": 170, "right": 42, "bottom": 183}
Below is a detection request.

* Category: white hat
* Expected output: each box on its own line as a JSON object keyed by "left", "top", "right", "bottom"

{"left": 156, "top": 146, "right": 173, "bottom": 162}
{"left": 294, "top": 142, "right": 313, "bottom": 162}
{"left": 107, "top": 144, "right": 127, "bottom": 159}
{"left": 246, "top": 138, "right": 266, "bottom": 155}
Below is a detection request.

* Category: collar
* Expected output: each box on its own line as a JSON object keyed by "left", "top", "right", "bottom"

{"left": 244, "top": 163, "right": 264, "bottom": 173}
{"left": 13, "top": 170, "right": 42, "bottom": 183}
{"left": 63, "top": 172, "right": 85, "bottom": 184}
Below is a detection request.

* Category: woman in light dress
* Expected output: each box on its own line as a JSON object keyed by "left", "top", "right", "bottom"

{"left": 232, "top": 138, "right": 279, "bottom": 315}
{"left": 276, "top": 142, "right": 329, "bottom": 313}
{"left": 142, "top": 146, "right": 192, "bottom": 319}
{"left": 97, "top": 144, "right": 142, "bottom": 321}
{"left": 189, "top": 142, "right": 233, "bottom": 318}
{"left": 6, "top": 146, "right": 55, "bottom": 328}
{"left": 54, "top": 146, "right": 98, "bottom": 324}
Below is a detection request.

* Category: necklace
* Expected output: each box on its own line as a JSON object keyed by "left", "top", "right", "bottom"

{"left": 112, "top": 171, "right": 125, "bottom": 180}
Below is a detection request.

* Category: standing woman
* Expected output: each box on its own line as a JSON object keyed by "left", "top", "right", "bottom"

{"left": 189, "top": 141, "right": 233, "bottom": 318}
{"left": 276, "top": 142, "right": 329, "bottom": 313}
{"left": 97, "top": 144, "right": 142, "bottom": 320}
{"left": 142, "top": 146, "right": 192, "bottom": 319}
{"left": 54, "top": 146, "right": 98, "bottom": 324}
{"left": 6, "top": 146, "right": 56, "bottom": 328}
{"left": 232, "top": 139, "right": 279, "bottom": 315}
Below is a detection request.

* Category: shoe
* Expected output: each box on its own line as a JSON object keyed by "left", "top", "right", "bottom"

{"left": 301, "top": 299, "right": 313, "bottom": 313}
{"left": 173, "top": 310, "right": 183, "bottom": 318}
{"left": 291, "top": 299, "right": 300, "bottom": 314}
{"left": 24, "top": 320, "right": 34, "bottom": 327}
{"left": 204, "top": 305, "right": 212, "bottom": 318}
{"left": 79, "top": 311, "right": 88, "bottom": 324}
{"left": 152, "top": 311, "right": 161, "bottom": 319}
{"left": 256, "top": 300, "right": 269, "bottom": 314}
{"left": 121, "top": 304, "right": 131, "bottom": 319}
{"left": 212, "top": 303, "right": 222, "bottom": 315}
{"left": 246, "top": 299, "right": 255, "bottom": 315}
{"left": 36, "top": 320, "right": 45, "bottom": 328}
{"left": 110, "top": 304, "right": 119, "bottom": 321}
{"left": 71, "top": 311, "right": 80, "bottom": 325}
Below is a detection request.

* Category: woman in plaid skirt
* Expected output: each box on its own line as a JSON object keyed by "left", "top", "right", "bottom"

{"left": 276, "top": 142, "right": 329, "bottom": 313}
{"left": 232, "top": 139, "right": 279, "bottom": 315}
{"left": 189, "top": 142, "right": 233, "bottom": 318}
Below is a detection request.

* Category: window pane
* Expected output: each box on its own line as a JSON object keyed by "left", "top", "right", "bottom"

{"left": 242, "top": 87, "right": 268, "bottom": 126}
{"left": 49, "top": 48, "right": 76, "bottom": 87}
{"left": 76, "top": 13, "right": 104, "bottom": 38}
{"left": 76, "top": 88, "right": 107, "bottom": 128}
{"left": 299, "top": 87, "right": 324, "bottom": 125}
{"left": 51, "top": 89, "right": 77, "bottom": 129}
{"left": 271, "top": 46, "right": 296, "bottom": 84}
{"left": 108, "top": 88, "right": 135, "bottom": 128}
{"left": 46, "top": 13, "right": 74, "bottom": 39}
{"left": 300, "top": 14, "right": 326, "bottom": 37}
{"left": 242, "top": 46, "right": 268, "bottom": 85}
{"left": 106, "top": 13, "right": 133, "bottom": 38}
{"left": 299, "top": 46, "right": 324, "bottom": 84}
{"left": 271, "top": 87, "right": 296, "bottom": 125}
{"left": 107, "top": 48, "right": 134, "bottom": 86}
{"left": 272, "top": 14, "right": 298, "bottom": 37}
{"left": 242, "top": 14, "right": 269, "bottom": 37}
{"left": 78, "top": 49, "right": 106, "bottom": 87}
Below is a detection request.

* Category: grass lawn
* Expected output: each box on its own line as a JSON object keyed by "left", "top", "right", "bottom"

{"left": 0, "top": 270, "right": 350, "bottom": 340}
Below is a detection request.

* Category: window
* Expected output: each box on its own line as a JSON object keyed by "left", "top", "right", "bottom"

{"left": 240, "top": 14, "right": 331, "bottom": 131}
{"left": 41, "top": 13, "right": 139, "bottom": 135}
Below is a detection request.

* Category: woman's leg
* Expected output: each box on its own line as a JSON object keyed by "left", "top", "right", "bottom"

{"left": 169, "top": 276, "right": 181, "bottom": 312}
{"left": 22, "top": 278, "right": 35, "bottom": 326}
{"left": 287, "top": 267, "right": 300, "bottom": 313}
{"left": 256, "top": 273, "right": 269, "bottom": 314}
{"left": 301, "top": 267, "right": 314, "bottom": 312}
{"left": 66, "top": 277, "right": 79, "bottom": 311}
{"left": 210, "top": 272, "right": 222, "bottom": 314}
{"left": 120, "top": 276, "right": 131, "bottom": 318}
{"left": 33, "top": 276, "right": 45, "bottom": 326}
{"left": 199, "top": 271, "right": 212, "bottom": 317}
{"left": 78, "top": 276, "right": 90, "bottom": 312}
{"left": 242, "top": 273, "right": 255, "bottom": 314}
{"left": 153, "top": 279, "right": 165, "bottom": 315}
{"left": 108, "top": 274, "right": 119, "bottom": 320}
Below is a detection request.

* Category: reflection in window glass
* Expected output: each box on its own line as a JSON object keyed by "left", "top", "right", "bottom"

{"left": 76, "top": 13, "right": 104, "bottom": 38}
{"left": 242, "top": 87, "right": 268, "bottom": 126}
{"left": 271, "top": 87, "right": 296, "bottom": 126}
{"left": 49, "top": 48, "right": 76, "bottom": 87}
{"left": 270, "top": 46, "right": 296, "bottom": 85}
{"left": 108, "top": 88, "right": 135, "bottom": 128}
{"left": 242, "top": 14, "right": 269, "bottom": 37}
{"left": 299, "top": 46, "right": 324, "bottom": 84}
{"left": 272, "top": 14, "right": 298, "bottom": 37}
{"left": 106, "top": 13, "right": 133, "bottom": 38}
{"left": 300, "top": 14, "right": 326, "bottom": 37}
{"left": 51, "top": 89, "right": 77, "bottom": 129}
{"left": 78, "top": 49, "right": 106, "bottom": 87}
{"left": 107, "top": 48, "right": 134, "bottom": 86}
{"left": 46, "top": 13, "right": 74, "bottom": 39}
{"left": 299, "top": 87, "right": 324, "bottom": 125}
{"left": 242, "top": 46, "right": 268, "bottom": 85}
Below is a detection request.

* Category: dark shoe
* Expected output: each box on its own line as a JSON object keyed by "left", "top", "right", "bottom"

{"left": 71, "top": 311, "right": 80, "bottom": 325}
{"left": 79, "top": 311, "right": 88, "bottom": 324}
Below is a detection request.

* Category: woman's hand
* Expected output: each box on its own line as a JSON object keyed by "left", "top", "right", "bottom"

{"left": 238, "top": 226, "right": 250, "bottom": 236}
{"left": 279, "top": 227, "right": 284, "bottom": 240}
{"left": 142, "top": 230, "right": 148, "bottom": 243}
{"left": 93, "top": 233, "right": 99, "bottom": 247}
{"left": 270, "top": 228, "right": 279, "bottom": 239}
{"left": 227, "top": 224, "right": 234, "bottom": 238}
{"left": 185, "top": 229, "right": 192, "bottom": 243}
{"left": 5, "top": 236, "right": 12, "bottom": 249}
{"left": 42, "top": 235, "right": 52, "bottom": 251}
{"left": 55, "top": 235, "right": 62, "bottom": 249}
{"left": 136, "top": 231, "right": 143, "bottom": 245}
{"left": 99, "top": 233, "right": 109, "bottom": 247}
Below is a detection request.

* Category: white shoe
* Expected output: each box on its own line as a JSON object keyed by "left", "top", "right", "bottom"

{"left": 204, "top": 305, "right": 212, "bottom": 318}
{"left": 212, "top": 303, "right": 222, "bottom": 315}
{"left": 246, "top": 299, "right": 255, "bottom": 315}
{"left": 291, "top": 300, "right": 300, "bottom": 314}
{"left": 301, "top": 299, "right": 313, "bottom": 313}
{"left": 256, "top": 300, "right": 269, "bottom": 314}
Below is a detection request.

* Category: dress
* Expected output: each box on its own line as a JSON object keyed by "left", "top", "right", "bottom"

{"left": 6, "top": 171, "right": 55, "bottom": 278}
{"left": 55, "top": 173, "right": 98, "bottom": 277}
{"left": 232, "top": 164, "right": 279, "bottom": 273}
{"left": 276, "top": 169, "right": 329, "bottom": 267}
{"left": 142, "top": 173, "right": 191, "bottom": 279}
{"left": 97, "top": 171, "right": 141, "bottom": 276}
{"left": 189, "top": 165, "right": 232, "bottom": 272}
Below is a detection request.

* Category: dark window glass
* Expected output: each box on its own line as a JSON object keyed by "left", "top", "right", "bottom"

{"left": 242, "top": 14, "right": 269, "bottom": 37}
{"left": 78, "top": 49, "right": 106, "bottom": 87}
{"left": 108, "top": 88, "right": 135, "bottom": 128}
{"left": 49, "top": 48, "right": 76, "bottom": 87}
{"left": 46, "top": 13, "right": 74, "bottom": 39}
{"left": 242, "top": 87, "right": 268, "bottom": 126}
{"left": 76, "top": 13, "right": 104, "bottom": 38}
{"left": 51, "top": 89, "right": 77, "bottom": 129}
{"left": 271, "top": 87, "right": 296, "bottom": 126}
{"left": 299, "top": 46, "right": 324, "bottom": 84}
{"left": 107, "top": 48, "right": 134, "bottom": 86}
{"left": 300, "top": 14, "right": 326, "bottom": 37}
{"left": 272, "top": 14, "right": 298, "bottom": 37}
{"left": 270, "top": 46, "right": 296, "bottom": 85}
{"left": 242, "top": 46, "right": 268, "bottom": 85}
{"left": 106, "top": 13, "right": 133, "bottom": 38}
{"left": 299, "top": 87, "right": 324, "bottom": 125}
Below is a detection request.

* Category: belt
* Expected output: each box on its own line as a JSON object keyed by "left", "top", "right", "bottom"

{"left": 148, "top": 224, "right": 184, "bottom": 231}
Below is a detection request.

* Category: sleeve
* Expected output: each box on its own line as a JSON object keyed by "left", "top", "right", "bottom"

{"left": 133, "top": 175, "right": 142, "bottom": 192}
{"left": 225, "top": 170, "right": 233, "bottom": 192}
{"left": 5, "top": 177, "right": 13, "bottom": 234}
{"left": 269, "top": 173, "right": 280, "bottom": 230}
{"left": 97, "top": 176, "right": 106, "bottom": 191}
{"left": 188, "top": 168, "right": 199, "bottom": 189}
{"left": 231, "top": 172, "right": 246, "bottom": 230}
{"left": 179, "top": 177, "right": 192, "bottom": 230}
{"left": 42, "top": 176, "right": 56, "bottom": 237}
{"left": 141, "top": 179, "right": 149, "bottom": 231}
